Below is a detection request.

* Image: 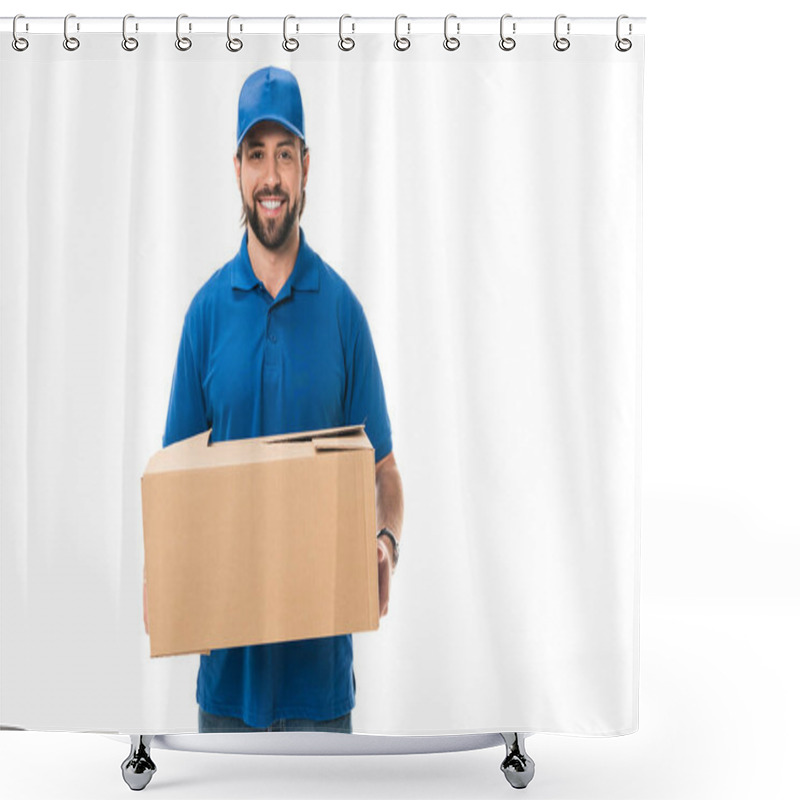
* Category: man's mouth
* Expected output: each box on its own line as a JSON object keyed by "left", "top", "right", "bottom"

{"left": 257, "top": 197, "right": 285, "bottom": 217}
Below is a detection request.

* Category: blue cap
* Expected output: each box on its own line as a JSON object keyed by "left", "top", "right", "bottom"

{"left": 236, "top": 66, "right": 305, "bottom": 148}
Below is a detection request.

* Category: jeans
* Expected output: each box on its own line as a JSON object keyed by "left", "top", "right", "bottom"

{"left": 198, "top": 706, "right": 352, "bottom": 733}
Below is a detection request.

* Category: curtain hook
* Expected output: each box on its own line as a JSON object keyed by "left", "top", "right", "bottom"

{"left": 63, "top": 13, "right": 80, "bottom": 51}
{"left": 283, "top": 15, "right": 299, "bottom": 52}
{"left": 226, "top": 15, "right": 243, "bottom": 52}
{"left": 122, "top": 14, "right": 139, "bottom": 51}
{"left": 12, "top": 14, "right": 29, "bottom": 52}
{"left": 615, "top": 14, "right": 632, "bottom": 52}
{"left": 499, "top": 14, "right": 516, "bottom": 51}
{"left": 394, "top": 14, "right": 411, "bottom": 51}
{"left": 443, "top": 13, "right": 460, "bottom": 51}
{"left": 553, "top": 14, "right": 570, "bottom": 52}
{"left": 175, "top": 14, "right": 192, "bottom": 51}
{"left": 338, "top": 14, "right": 355, "bottom": 51}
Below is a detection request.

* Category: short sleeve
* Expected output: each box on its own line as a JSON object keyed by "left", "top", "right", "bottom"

{"left": 163, "top": 311, "right": 210, "bottom": 448}
{"left": 344, "top": 300, "right": 393, "bottom": 463}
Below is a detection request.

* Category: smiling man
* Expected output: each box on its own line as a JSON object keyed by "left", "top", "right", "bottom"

{"left": 147, "top": 66, "right": 404, "bottom": 734}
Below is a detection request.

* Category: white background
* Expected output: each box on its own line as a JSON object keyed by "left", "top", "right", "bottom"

{"left": 1, "top": 0, "right": 798, "bottom": 798}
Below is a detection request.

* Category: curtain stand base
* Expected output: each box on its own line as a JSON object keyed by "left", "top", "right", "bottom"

{"left": 119, "top": 731, "right": 535, "bottom": 790}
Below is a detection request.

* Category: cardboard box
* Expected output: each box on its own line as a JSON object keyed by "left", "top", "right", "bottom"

{"left": 141, "top": 425, "right": 378, "bottom": 658}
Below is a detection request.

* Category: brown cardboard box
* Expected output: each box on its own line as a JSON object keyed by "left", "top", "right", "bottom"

{"left": 141, "top": 425, "right": 378, "bottom": 658}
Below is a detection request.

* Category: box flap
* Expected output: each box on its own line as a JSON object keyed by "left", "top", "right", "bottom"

{"left": 313, "top": 436, "right": 373, "bottom": 451}
{"left": 143, "top": 425, "right": 371, "bottom": 476}
{"left": 261, "top": 424, "right": 365, "bottom": 445}
{"left": 143, "top": 429, "right": 210, "bottom": 475}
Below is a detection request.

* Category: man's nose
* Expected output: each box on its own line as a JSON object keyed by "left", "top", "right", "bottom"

{"left": 261, "top": 159, "right": 280, "bottom": 191}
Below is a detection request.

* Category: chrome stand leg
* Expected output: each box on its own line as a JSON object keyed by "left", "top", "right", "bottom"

{"left": 121, "top": 735, "right": 157, "bottom": 791}
{"left": 500, "top": 732, "right": 535, "bottom": 789}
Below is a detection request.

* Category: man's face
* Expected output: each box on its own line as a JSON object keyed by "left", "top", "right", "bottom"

{"left": 235, "top": 120, "right": 308, "bottom": 252}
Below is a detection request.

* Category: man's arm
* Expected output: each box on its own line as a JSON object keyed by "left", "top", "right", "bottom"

{"left": 341, "top": 296, "right": 399, "bottom": 616}
{"left": 375, "top": 451, "right": 403, "bottom": 617}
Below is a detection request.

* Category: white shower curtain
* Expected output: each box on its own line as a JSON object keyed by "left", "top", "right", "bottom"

{"left": 0, "top": 23, "right": 643, "bottom": 736}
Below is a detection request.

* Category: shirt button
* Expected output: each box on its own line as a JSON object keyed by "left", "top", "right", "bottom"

{"left": 270, "top": 334, "right": 277, "bottom": 343}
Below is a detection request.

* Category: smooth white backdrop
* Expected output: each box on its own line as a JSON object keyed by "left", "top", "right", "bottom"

{"left": 1, "top": 0, "right": 798, "bottom": 798}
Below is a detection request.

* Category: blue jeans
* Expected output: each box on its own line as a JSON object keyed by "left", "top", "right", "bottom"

{"left": 198, "top": 706, "right": 352, "bottom": 733}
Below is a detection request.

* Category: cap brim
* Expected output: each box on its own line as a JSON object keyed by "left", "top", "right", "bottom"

{"left": 237, "top": 115, "right": 305, "bottom": 149}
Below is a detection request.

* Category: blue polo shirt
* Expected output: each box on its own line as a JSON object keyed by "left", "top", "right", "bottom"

{"left": 163, "top": 228, "right": 392, "bottom": 728}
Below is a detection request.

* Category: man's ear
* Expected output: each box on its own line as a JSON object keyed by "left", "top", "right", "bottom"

{"left": 233, "top": 152, "right": 241, "bottom": 182}
{"left": 302, "top": 149, "right": 310, "bottom": 190}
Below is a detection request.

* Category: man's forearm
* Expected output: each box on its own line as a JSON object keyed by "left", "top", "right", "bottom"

{"left": 376, "top": 458, "right": 404, "bottom": 543}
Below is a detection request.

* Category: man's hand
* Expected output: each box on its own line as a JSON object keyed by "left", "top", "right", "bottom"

{"left": 143, "top": 577, "right": 149, "bottom": 635}
{"left": 375, "top": 451, "right": 402, "bottom": 620}
{"left": 377, "top": 537, "right": 393, "bottom": 617}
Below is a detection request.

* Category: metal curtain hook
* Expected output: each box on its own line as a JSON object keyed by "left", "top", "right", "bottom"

{"left": 443, "top": 14, "right": 460, "bottom": 51}
{"left": 499, "top": 13, "right": 516, "bottom": 51}
{"left": 615, "top": 14, "right": 632, "bottom": 51}
{"left": 176, "top": 14, "right": 192, "bottom": 51}
{"left": 12, "top": 14, "right": 29, "bottom": 52}
{"left": 553, "top": 14, "right": 570, "bottom": 52}
{"left": 63, "top": 13, "right": 80, "bottom": 51}
{"left": 227, "top": 15, "right": 243, "bottom": 52}
{"left": 338, "top": 14, "right": 355, "bottom": 51}
{"left": 394, "top": 14, "right": 410, "bottom": 51}
{"left": 283, "top": 15, "right": 299, "bottom": 51}
{"left": 122, "top": 14, "right": 139, "bottom": 51}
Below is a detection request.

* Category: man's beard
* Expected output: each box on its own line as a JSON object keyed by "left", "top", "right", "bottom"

{"left": 244, "top": 190, "right": 300, "bottom": 251}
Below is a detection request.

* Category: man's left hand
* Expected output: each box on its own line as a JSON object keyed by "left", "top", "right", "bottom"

{"left": 377, "top": 537, "right": 393, "bottom": 617}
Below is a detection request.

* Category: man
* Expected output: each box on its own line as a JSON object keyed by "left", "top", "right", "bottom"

{"left": 143, "top": 66, "right": 403, "bottom": 734}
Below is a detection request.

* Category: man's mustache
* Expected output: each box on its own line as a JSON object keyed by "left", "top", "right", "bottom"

{"left": 254, "top": 188, "right": 289, "bottom": 202}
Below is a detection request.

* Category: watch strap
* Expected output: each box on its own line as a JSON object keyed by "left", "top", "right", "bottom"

{"left": 377, "top": 527, "right": 399, "bottom": 569}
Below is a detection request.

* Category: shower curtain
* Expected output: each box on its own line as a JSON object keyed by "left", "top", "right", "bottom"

{"left": 0, "top": 18, "right": 644, "bottom": 737}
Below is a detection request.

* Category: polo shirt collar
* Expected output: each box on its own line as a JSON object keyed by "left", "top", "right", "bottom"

{"left": 231, "top": 228, "right": 320, "bottom": 293}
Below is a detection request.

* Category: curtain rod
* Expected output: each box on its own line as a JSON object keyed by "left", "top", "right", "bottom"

{"left": 1, "top": 16, "right": 646, "bottom": 37}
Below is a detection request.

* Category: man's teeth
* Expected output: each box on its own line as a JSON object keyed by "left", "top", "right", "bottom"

{"left": 259, "top": 199, "right": 282, "bottom": 209}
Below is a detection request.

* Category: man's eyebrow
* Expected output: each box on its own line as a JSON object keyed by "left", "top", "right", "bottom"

{"left": 245, "top": 138, "right": 297, "bottom": 150}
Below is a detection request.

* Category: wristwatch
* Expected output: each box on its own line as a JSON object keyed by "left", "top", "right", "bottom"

{"left": 377, "top": 527, "right": 399, "bottom": 570}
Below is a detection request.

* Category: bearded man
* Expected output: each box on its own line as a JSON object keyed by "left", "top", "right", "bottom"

{"left": 145, "top": 66, "right": 403, "bottom": 734}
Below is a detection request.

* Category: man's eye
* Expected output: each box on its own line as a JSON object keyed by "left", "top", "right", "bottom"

{"left": 278, "top": 151, "right": 292, "bottom": 161}
{"left": 249, "top": 151, "right": 263, "bottom": 160}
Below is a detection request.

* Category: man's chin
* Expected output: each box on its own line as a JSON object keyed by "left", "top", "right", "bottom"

{"left": 253, "top": 224, "right": 293, "bottom": 252}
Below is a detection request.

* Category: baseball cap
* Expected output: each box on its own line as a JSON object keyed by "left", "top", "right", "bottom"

{"left": 236, "top": 66, "right": 305, "bottom": 148}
